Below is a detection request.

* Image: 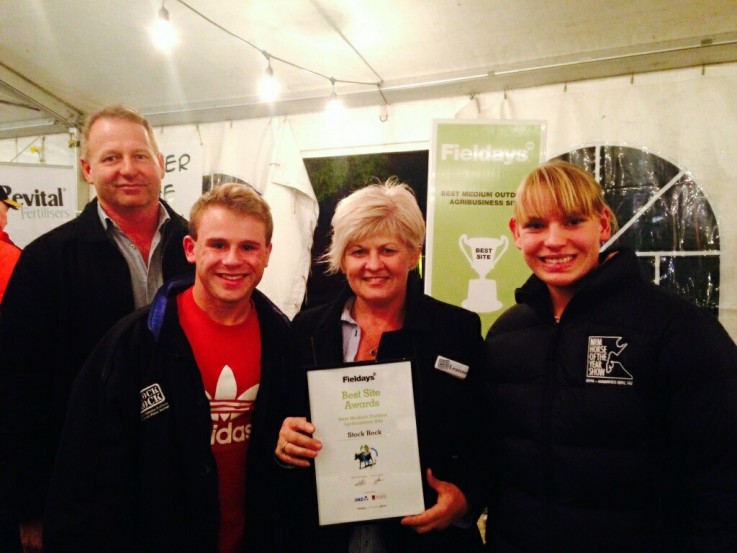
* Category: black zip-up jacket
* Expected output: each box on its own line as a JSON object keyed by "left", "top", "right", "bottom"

{"left": 44, "top": 276, "right": 290, "bottom": 553}
{"left": 484, "top": 248, "right": 737, "bottom": 552}
{"left": 0, "top": 198, "right": 193, "bottom": 521}
{"left": 277, "top": 275, "right": 487, "bottom": 553}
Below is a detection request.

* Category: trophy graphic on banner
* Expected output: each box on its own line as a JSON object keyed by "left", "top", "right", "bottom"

{"left": 459, "top": 234, "right": 509, "bottom": 313}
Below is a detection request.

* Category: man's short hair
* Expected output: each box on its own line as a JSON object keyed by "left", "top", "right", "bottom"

{"left": 189, "top": 183, "right": 273, "bottom": 243}
{"left": 80, "top": 104, "right": 160, "bottom": 159}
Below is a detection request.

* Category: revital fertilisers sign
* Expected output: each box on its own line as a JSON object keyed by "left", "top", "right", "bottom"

{"left": 425, "top": 120, "right": 546, "bottom": 335}
{"left": 0, "top": 162, "right": 77, "bottom": 249}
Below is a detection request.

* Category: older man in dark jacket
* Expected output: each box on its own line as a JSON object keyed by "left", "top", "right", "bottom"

{"left": 0, "top": 105, "right": 192, "bottom": 551}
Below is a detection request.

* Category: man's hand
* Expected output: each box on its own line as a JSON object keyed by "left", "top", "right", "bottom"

{"left": 401, "top": 468, "right": 469, "bottom": 534}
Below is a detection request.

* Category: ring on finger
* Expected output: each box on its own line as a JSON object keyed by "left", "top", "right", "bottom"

{"left": 281, "top": 441, "right": 289, "bottom": 454}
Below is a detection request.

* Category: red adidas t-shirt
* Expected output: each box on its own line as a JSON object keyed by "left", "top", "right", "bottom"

{"left": 178, "top": 289, "right": 261, "bottom": 553}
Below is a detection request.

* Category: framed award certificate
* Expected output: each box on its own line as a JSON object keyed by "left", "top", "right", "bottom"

{"left": 306, "top": 360, "right": 425, "bottom": 525}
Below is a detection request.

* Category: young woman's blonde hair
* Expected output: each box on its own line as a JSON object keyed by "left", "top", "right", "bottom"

{"left": 514, "top": 160, "right": 619, "bottom": 232}
{"left": 322, "top": 177, "right": 425, "bottom": 275}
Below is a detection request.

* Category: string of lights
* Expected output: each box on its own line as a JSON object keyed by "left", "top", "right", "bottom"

{"left": 151, "top": 0, "right": 390, "bottom": 114}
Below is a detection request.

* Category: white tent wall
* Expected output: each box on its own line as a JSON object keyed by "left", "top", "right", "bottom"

{"left": 0, "top": 135, "right": 76, "bottom": 166}
{"left": 288, "top": 63, "right": 737, "bottom": 338}
{"left": 1, "top": 62, "right": 735, "bottom": 334}
{"left": 459, "top": 63, "right": 737, "bottom": 336}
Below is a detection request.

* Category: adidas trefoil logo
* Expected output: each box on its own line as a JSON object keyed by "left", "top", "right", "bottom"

{"left": 206, "top": 365, "right": 259, "bottom": 423}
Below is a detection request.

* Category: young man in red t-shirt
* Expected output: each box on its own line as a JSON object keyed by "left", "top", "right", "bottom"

{"left": 44, "top": 183, "right": 289, "bottom": 553}
{"left": 179, "top": 184, "right": 273, "bottom": 553}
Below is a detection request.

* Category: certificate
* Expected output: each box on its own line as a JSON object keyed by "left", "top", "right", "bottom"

{"left": 307, "top": 360, "right": 425, "bottom": 525}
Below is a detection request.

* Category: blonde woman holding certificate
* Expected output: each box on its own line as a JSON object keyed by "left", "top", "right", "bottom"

{"left": 274, "top": 179, "right": 486, "bottom": 553}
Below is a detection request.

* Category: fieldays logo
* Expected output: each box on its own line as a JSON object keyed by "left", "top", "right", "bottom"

{"left": 1, "top": 185, "right": 73, "bottom": 220}
{"left": 440, "top": 142, "right": 535, "bottom": 164}
{"left": 342, "top": 373, "right": 376, "bottom": 383}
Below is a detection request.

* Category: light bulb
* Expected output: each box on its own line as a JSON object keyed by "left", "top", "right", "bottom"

{"left": 259, "top": 64, "right": 281, "bottom": 103}
{"left": 326, "top": 90, "right": 344, "bottom": 117}
{"left": 325, "top": 78, "right": 344, "bottom": 117}
{"left": 151, "top": 6, "right": 178, "bottom": 52}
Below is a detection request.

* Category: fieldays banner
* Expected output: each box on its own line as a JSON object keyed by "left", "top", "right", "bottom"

{"left": 0, "top": 162, "right": 77, "bottom": 249}
{"left": 425, "top": 120, "right": 546, "bottom": 334}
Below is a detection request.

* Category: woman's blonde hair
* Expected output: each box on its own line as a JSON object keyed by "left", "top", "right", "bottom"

{"left": 514, "top": 160, "right": 619, "bottom": 232}
{"left": 322, "top": 177, "right": 425, "bottom": 275}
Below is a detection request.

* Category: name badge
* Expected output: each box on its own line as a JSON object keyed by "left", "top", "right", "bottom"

{"left": 434, "top": 356, "right": 469, "bottom": 380}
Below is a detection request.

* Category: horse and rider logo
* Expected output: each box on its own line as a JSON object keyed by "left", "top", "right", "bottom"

{"left": 585, "top": 336, "right": 633, "bottom": 385}
{"left": 355, "top": 444, "right": 379, "bottom": 469}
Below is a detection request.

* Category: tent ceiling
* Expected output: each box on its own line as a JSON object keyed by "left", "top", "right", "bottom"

{"left": 1, "top": 0, "right": 736, "bottom": 139}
